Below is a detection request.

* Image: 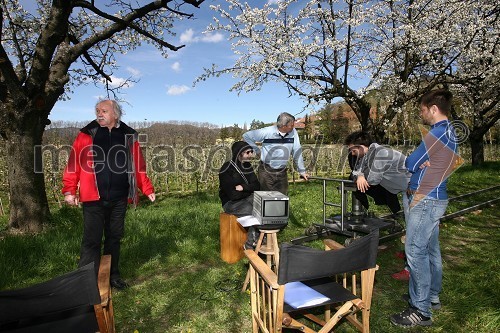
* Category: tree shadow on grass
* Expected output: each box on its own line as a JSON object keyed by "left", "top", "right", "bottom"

{"left": 0, "top": 205, "right": 84, "bottom": 289}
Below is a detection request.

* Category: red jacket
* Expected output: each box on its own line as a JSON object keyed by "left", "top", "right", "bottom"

{"left": 62, "top": 121, "right": 154, "bottom": 204}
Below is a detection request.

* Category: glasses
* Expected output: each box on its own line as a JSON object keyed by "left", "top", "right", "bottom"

{"left": 243, "top": 150, "right": 254, "bottom": 155}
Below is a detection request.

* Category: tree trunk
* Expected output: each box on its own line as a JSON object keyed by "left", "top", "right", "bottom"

{"left": 6, "top": 129, "right": 50, "bottom": 232}
{"left": 347, "top": 97, "right": 379, "bottom": 140}
{"left": 469, "top": 134, "right": 485, "bottom": 166}
{"left": 371, "top": 125, "right": 387, "bottom": 144}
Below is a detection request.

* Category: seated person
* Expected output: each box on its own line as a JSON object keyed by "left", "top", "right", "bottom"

{"left": 219, "top": 141, "right": 261, "bottom": 249}
{"left": 344, "top": 131, "right": 410, "bottom": 216}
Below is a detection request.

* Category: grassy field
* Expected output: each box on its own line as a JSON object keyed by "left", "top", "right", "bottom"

{"left": 1, "top": 162, "right": 499, "bottom": 332}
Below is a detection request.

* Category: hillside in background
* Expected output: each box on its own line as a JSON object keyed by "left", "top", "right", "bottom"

{"left": 43, "top": 120, "right": 221, "bottom": 146}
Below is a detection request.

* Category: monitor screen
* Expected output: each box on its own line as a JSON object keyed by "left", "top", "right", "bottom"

{"left": 264, "top": 200, "right": 287, "bottom": 217}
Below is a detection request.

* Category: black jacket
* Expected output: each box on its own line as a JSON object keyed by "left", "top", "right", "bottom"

{"left": 219, "top": 141, "right": 260, "bottom": 206}
{"left": 82, "top": 120, "right": 139, "bottom": 202}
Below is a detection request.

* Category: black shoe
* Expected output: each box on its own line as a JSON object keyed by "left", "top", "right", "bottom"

{"left": 390, "top": 307, "right": 432, "bottom": 327}
{"left": 244, "top": 242, "right": 257, "bottom": 251}
{"left": 402, "top": 294, "right": 441, "bottom": 310}
{"left": 110, "top": 278, "right": 129, "bottom": 290}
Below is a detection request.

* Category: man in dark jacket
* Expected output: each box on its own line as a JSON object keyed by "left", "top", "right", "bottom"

{"left": 219, "top": 141, "right": 260, "bottom": 249}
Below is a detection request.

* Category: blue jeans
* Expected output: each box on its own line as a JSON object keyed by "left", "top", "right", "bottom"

{"left": 404, "top": 197, "right": 448, "bottom": 318}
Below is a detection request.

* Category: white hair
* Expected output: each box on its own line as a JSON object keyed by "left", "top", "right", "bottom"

{"left": 95, "top": 99, "right": 123, "bottom": 121}
{"left": 276, "top": 112, "right": 295, "bottom": 127}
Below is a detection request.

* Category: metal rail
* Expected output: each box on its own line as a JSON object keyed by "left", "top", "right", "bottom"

{"left": 307, "top": 176, "right": 355, "bottom": 233}
{"left": 448, "top": 185, "right": 500, "bottom": 202}
{"left": 309, "top": 176, "right": 500, "bottom": 217}
{"left": 441, "top": 197, "right": 500, "bottom": 221}
{"left": 440, "top": 185, "right": 500, "bottom": 220}
{"left": 295, "top": 177, "right": 500, "bottom": 244}
{"left": 379, "top": 184, "right": 500, "bottom": 220}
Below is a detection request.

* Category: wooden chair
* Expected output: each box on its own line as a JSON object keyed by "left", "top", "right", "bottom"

{"left": 94, "top": 255, "right": 115, "bottom": 333}
{"left": 242, "top": 228, "right": 281, "bottom": 292}
{"left": 0, "top": 255, "right": 115, "bottom": 333}
{"left": 244, "top": 230, "right": 379, "bottom": 333}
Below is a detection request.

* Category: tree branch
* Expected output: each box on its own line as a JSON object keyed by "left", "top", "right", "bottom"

{"left": 0, "top": 6, "right": 23, "bottom": 99}
{"left": 72, "top": 0, "right": 205, "bottom": 52}
{"left": 1, "top": 0, "right": 28, "bottom": 83}
{"left": 26, "top": 1, "right": 73, "bottom": 95}
{"left": 67, "top": 34, "right": 112, "bottom": 82}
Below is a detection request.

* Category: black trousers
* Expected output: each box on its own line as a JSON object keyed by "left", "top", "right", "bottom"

{"left": 354, "top": 184, "right": 401, "bottom": 214}
{"left": 80, "top": 198, "right": 128, "bottom": 279}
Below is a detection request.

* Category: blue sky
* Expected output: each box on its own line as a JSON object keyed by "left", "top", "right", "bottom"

{"left": 48, "top": 0, "right": 317, "bottom": 127}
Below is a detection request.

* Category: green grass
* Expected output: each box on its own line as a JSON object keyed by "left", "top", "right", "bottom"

{"left": 1, "top": 162, "right": 499, "bottom": 332}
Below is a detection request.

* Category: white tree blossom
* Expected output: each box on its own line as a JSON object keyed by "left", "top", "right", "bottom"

{"left": 199, "top": 0, "right": 499, "bottom": 146}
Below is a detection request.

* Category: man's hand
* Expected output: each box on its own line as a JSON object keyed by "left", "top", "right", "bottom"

{"left": 300, "top": 172, "right": 309, "bottom": 181}
{"left": 356, "top": 175, "right": 370, "bottom": 193}
{"left": 235, "top": 185, "right": 244, "bottom": 191}
{"left": 64, "top": 194, "right": 79, "bottom": 206}
{"left": 147, "top": 193, "right": 156, "bottom": 202}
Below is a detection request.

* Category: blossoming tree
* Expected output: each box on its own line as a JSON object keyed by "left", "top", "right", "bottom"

{"left": 199, "top": 0, "right": 499, "bottom": 160}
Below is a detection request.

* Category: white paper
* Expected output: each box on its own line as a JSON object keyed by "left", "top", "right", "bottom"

{"left": 236, "top": 215, "right": 262, "bottom": 227}
{"left": 284, "top": 281, "right": 330, "bottom": 309}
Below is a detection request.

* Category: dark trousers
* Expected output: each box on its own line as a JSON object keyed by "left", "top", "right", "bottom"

{"left": 223, "top": 195, "right": 259, "bottom": 247}
{"left": 354, "top": 184, "right": 401, "bottom": 214}
{"left": 258, "top": 162, "right": 288, "bottom": 195}
{"left": 80, "top": 198, "right": 128, "bottom": 279}
{"left": 222, "top": 195, "right": 254, "bottom": 217}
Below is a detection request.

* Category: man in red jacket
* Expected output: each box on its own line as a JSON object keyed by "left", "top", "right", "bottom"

{"left": 62, "top": 99, "right": 155, "bottom": 290}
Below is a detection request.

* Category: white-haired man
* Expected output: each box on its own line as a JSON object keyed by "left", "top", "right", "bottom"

{"left": 63, "top": 99, "right": 155, "bottom": 290}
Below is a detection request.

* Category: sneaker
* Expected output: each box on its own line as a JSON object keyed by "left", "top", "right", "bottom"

{"left": 431, "top": 302, "right": 442, "bottom": 310}
{"left": 390, "top": 307, "right": 432, "bottom": 327}
{"left": 402, "top": 294, "right": 442, "bottom": 310}
{"left": 391, "top": 268, "right": 410, "bottom": 281}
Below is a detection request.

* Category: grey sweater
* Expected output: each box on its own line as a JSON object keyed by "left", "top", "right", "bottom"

{"left": 352, "top": 143, "right": 410, "bottom": 194}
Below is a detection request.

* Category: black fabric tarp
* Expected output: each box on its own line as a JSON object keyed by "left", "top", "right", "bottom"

{"left": 278, "top": 230, "right": 379, "bottom": 284}
{"left": 278, "top": 230, "right": 379, "bottom": 311}
{"left": 0, "top": 262, "right": 101, "bottom": 333}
